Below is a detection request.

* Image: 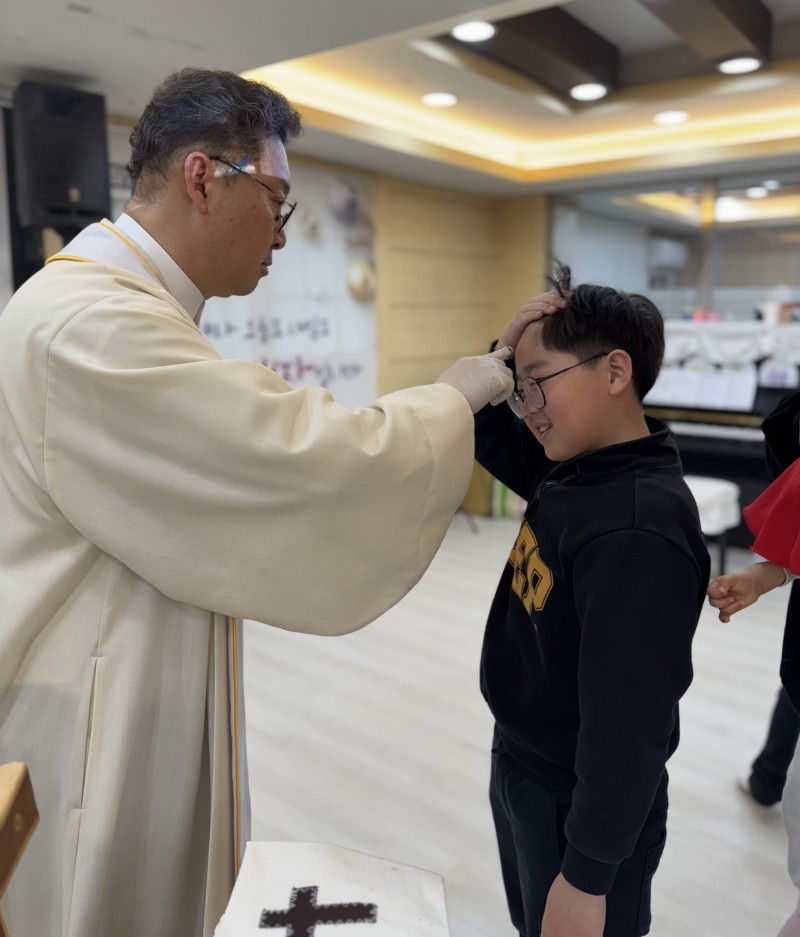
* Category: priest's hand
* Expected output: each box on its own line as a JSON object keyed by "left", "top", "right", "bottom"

{"left": 436, "top": 346, "right": 514, "bottom": 412}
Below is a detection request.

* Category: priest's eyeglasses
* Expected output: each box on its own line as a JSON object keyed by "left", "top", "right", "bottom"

{"left": 209, "top": 155, "right": 297, "bottom": 231}
{"left": 508, "top": 351, "right": 612, "bottom": 418}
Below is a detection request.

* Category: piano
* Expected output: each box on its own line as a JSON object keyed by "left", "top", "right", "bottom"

{"left": 645, "top": 319, "right": 800, "bottom": 548}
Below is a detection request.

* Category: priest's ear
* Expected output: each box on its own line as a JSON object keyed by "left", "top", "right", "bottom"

{"left": 183, "top": 152, "right": 216, "bottom": 214}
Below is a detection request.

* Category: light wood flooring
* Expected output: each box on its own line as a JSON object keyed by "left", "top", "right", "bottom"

{"left": 243, "top": 514, "right": 796, "bottom": 936}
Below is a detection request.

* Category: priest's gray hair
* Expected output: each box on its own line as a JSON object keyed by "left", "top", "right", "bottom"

{"left": 128, "top": 67, "right": 302, "bottom": 199}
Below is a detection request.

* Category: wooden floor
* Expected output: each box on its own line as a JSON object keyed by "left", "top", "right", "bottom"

{"left": 243, "top": 514, "right": 796, "bottom": 936}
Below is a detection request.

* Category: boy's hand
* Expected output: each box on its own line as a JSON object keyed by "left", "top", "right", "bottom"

{"left": 497, "top": 289, "right": 569, "bottom": 352}
{"left": 540, "top": 874, "right": 605, "bottom": 937}
{"left": 706, "top": 561, "right": 786, "bottom": 622}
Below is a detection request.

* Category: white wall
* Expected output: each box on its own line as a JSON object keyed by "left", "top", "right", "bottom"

{"left": 551, "top": 202, "right": 649, "bottom": 293}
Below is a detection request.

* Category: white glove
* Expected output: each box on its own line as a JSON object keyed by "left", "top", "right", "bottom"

{"left": 436, "top": 346, "right": 514, "bottom": 413}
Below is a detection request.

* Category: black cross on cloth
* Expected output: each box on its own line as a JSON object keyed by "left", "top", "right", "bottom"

{"left": 259, "top": 885, "right": 377, "bottom": 936}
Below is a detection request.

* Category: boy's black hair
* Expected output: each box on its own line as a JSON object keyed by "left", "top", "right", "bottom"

{"left": 541, "top": 262, "right": 665, "bottom": 402}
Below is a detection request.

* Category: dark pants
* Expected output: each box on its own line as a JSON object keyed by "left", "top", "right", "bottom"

{"left": 782, "top": 581, "right": 800, "bottom": 717}
{"left": 749, "top": 684, "right": 800, "bottom": 806}
{"left": 490, "top": 742, "right": 668, "bottom": 937}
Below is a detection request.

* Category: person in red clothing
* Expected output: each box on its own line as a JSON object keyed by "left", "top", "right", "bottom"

{"left": 708, "top": 392, "right": 800, "bottom": 937}
{"left": 707, "top": 458, "right": 800, "bottom": 623}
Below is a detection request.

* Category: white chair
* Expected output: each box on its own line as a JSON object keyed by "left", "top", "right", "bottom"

{"left": 683, "top": 474, "right": 742, "bottom": 575}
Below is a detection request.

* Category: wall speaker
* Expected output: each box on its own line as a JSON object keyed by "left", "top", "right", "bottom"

{"left": 11, "top": 81, "right": 110, "bottom": 228}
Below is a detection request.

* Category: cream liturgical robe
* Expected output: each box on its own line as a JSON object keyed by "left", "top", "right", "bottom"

{"left": 0, "top": 218, "right": 474, "bottom": 937}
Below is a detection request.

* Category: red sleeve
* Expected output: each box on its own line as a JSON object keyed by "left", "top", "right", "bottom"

{"left": 744, "top": 458, "right": 800, "bottom": 574}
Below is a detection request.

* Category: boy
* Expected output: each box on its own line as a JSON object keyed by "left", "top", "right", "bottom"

{"left": 475, "top": 270, "right": 710, "bottom": 937}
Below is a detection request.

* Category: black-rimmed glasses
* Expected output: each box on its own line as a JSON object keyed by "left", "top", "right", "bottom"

{"left": 208, "top": 155, "right": 297, "bottom": 231}
{"left": 508, "top": 351, "right": 612, "bottom": 418}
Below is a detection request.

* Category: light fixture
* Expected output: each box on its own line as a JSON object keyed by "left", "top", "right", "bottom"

{"left": 569, "top": 83, "right": 608, "bottom": 102}
{"left": 654, "top": 110, "right": 689, "bottom": 126}
{"left": 451, "top": 21, "right": 495, "bottom": 42}
{"left": 746, "top": 186, "right": 769, "bottom": 199}
{"left": 763, "top": 179, "right": 782, "bottom": 190}
{"left": 422, "top": 91, "right": 458, "bottom": 108}
{"left": 717, "top": 55, "right": 762, "bottom": 75}
{"left": 715, "top": 196, "right": 746, "bottom": 222}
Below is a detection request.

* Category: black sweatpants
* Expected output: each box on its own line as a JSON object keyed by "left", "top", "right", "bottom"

{"left": 490, "top": 741, "right": 668, "bottom": 937}
{"left": 749, "top": 684, "right": 800, "bottom": 805}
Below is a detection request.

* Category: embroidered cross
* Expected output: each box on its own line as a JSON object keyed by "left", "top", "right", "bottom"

{"left": 259, "top": 885, "right": 377, "bottom": 935}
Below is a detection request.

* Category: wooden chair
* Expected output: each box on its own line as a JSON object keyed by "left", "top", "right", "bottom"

{"left": 0, "top": 764, "right": 39, "bottom": 937}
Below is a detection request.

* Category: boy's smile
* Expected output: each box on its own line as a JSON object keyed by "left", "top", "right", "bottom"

{"left": 514, "top": 323, "right": 646, "bottom": 462}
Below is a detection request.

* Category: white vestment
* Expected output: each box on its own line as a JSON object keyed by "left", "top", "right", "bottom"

{"left": 0, "top": 219, "right": 473, "bottom": 937}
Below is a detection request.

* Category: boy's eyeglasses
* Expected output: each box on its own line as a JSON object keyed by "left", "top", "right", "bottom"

{"left": 208, "top": 155, "right": 297, "bottom": 231}
{"left": 508, "top": 351, "right": 612, "bottom": 418}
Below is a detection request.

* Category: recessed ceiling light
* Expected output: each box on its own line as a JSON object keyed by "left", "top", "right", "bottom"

{"left": 422, "top": 91, "right": 458, "bottom": 108}
{"left": 746, "top": 186, "right": 769, "bottom": 199}
{"left": 717, "top": 55, "right": 762, "bottom": 74}
{"left": 715, "top": 195, "right": 746, "bottom": 221}
{"left": 569, "top": 83, "right": 608, "bottom": 102}
{"left": 763, "top": 179, "right": 782, "bottom": 190}
{"left": 451, "top": 21, "right": 495, "bottom": 42}
{"left": 654, "top": 110, "right": 689, "bottom": 126}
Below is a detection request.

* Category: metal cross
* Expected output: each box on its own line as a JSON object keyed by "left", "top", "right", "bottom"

{"left": 259, "top": 885, "right": 377, "bottom": 936}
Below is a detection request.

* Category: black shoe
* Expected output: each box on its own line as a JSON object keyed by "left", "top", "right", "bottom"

{"left": 737, "top": 773, "right": 780, "bottom": 807}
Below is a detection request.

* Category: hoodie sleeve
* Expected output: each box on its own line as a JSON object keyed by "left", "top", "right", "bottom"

{"left": 561, "top": 528, "right": 701, "bottom": 894}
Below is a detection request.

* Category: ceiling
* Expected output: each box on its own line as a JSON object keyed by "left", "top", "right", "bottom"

{"left": 1, "top": 0, "right": 800, "bottom": 199}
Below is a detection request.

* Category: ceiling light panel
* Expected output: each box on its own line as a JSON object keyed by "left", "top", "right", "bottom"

{"left": 451, "top": 21, "right": 495, "bottom": 42}
{"left": 654, "top": 110, "right": 689, "bottom": 125}
{"left": 717, "top": 55, "right": 763, "bottom": 74}
{"left": 422, "top": 91, "right": 458, "bottom": 107}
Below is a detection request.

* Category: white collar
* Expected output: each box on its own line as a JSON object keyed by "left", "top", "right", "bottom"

{"left": 114, "top": 214, "right": 205, "bottom": 322}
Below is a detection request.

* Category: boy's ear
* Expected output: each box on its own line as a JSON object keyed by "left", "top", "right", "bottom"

{"left": 606, "top": 349, "right": 634, "bottom": 397}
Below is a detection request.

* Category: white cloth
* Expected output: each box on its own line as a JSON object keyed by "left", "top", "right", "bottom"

{"left": 663, "top": 321, "right": 800, "bottom": 367}
{"left": 214, "top": 842, "right": 450, "bottom": 937}
{"left": 0, "top": 220, "right": 474, "bottom": 937}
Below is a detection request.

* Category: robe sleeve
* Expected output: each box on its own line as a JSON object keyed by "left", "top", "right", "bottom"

{"left": 43, "top": 279, "right": 475, "bottom": 634}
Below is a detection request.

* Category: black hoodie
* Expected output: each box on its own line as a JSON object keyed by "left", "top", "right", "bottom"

{"left": 475, "top": 402, "right": 710, "bottom": 895}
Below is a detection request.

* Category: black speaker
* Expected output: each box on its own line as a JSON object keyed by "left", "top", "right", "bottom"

{"left": 11, "top": 81, "right": 111, "bottom": 228}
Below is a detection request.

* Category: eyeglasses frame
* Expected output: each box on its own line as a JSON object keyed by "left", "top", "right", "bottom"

{"left": 208, "top": 155, "right": 297, "bottom": 231}
{"left": 508, "top": 350, "right": 613, "bottom": 417}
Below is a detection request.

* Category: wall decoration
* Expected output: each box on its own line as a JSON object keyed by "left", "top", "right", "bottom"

{"left": 346, "top": 259, "right": 376, "bottom": 302}
{"left": 326, "top": 176, "right": 360, "bottom": 226}
{"left": 202, "top": 163, "right": 376, "bottom": 408}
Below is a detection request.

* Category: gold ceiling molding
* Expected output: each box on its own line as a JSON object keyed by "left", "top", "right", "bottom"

{"left": 245, "top": 60, "right": 800, "bottom": 185}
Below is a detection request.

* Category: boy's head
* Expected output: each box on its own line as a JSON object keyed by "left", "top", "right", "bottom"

{"left": 513, "top": 265, "right": 665, "bottom": 461}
